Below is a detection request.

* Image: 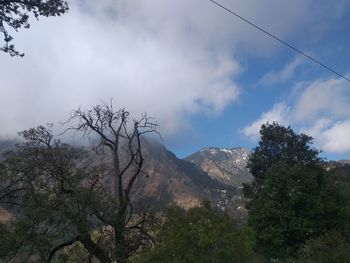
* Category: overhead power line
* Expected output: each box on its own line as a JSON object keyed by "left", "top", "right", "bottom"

{"left": 209, "top": 0, "right": 350, "bottom": 83}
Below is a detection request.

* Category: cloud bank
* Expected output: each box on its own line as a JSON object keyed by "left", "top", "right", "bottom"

{"left": 1, "top": 0, "right": 349, "bottom": 141}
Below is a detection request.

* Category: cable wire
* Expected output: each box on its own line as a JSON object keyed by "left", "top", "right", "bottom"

{"left": 209, "top": 0, "right": 350, "bottom": 83}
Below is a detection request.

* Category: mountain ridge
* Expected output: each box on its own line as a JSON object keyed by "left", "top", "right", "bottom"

{"left": 184, "top": 146, "right": 253, "bottom": 188}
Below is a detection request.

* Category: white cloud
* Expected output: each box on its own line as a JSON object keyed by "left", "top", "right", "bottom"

{"left": 301, "top": 118, "right": 350, "bottom": 154}
{"left": 242, "top": 103, "right": 291, "bottom": 140}
{"left": 321, "top": 120, "right": 350, "bottom": 153}
{"left": 260, "top": 56, "right": 304, "bottom": 85}
{"left": 302, "top": 118, "right": 350, "bottom": 153}
{"left": 0, "top": 0, "right": 243, "bottom": 137}
{"left": 0, "top": 0, "right": 349, "bottom": 140}
{"left": 301, "top": 118, "right": 333, "bottom": 139}
{"left": 243, "top": 76, "right": 350, "bottom": 155}
{"left": 292, "top": 77, "right": 350, "bottom": 122}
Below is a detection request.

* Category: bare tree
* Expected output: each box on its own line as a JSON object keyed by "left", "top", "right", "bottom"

{"left": 67, "top": 103, "right": 159, "bottom": 263}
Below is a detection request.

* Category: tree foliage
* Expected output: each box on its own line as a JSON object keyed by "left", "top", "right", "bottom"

{"left": 248, "top": 163, "right": 336, "bottom": 260}
{"left": 297, "top": 230, "right": 350, "bottom": 263}
{"left": 0, "top": 104, "right": 158, "bottom": 263}
{"left": 0, "top": 124, "right": 111, "bottom": 262}
{"left": 0, "top": 0, "right": 68, "bottom": 56}
{"left": 246, "top": 123, "right": 350, "bottom": 262}
{"left": 133, "top": 203, "right": 261, "bottom": 263}
{"left": 244, "top": 122, "right": 321, "bottom": 198}
{"left": 326, "top": 166, "right": 350, "bottom": 241}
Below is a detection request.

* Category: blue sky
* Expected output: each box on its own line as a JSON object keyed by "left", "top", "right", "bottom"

{"left": 167, "top": 0, "right": 350, "bottom": 160}
{"left": 1, "top": 0, "right": 350, "bottom": 160}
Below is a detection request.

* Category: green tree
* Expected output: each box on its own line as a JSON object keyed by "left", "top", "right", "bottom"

{"left": 0, "top": 0, "right": 68, "bottom": 57}
{"left": 246, "top": 123, "right": 350, "bottom": 262}
{"left": 297, "top": 230, "right": 350, "bottom": 263}
{"left": 0, "top": 125, "right": 111, "bottom": 262}
{"left": 248, "top": 162, "right": 334, "bottom": 261}
{"left": 326, "top": 165, "right": 350, "bottom": 241}
{"left": 244, "top": 122, "right": 321, "bottom": 197}
{"left": 133, "top": 203, "right": 261, "bottom": 263}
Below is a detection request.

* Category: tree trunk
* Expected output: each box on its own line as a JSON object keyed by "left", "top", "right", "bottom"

{"left": 80, "top": 236, "right": 111, "bottom": 263}
{"left": 114, "top": 207, "right": 129, "bottom": 263}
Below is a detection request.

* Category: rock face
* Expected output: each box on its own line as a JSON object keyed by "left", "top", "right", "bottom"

{"left": 129, "top": 140, "right": 236, "bottom": 210}
{"left": 184, "top": 147, "right": 253, "bottom": 188}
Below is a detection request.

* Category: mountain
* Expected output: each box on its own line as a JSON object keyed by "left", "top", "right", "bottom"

{"left": 0, "top": 138, "right": 249, "bottom": 217}
{"left": 131, "top": 141, "right": 241, "bottom": 212}
{"left": 88, "top": 142, "right": 250, "bottom": 217}
{"left": 184, "top": 147, "right": 253, "bottom": 188}
{"left": 87, "top": 139, "right": 239, "bottom": 211}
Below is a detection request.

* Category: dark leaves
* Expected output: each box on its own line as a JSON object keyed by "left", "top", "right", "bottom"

{"left": 0, "top": 0, "right": 69, "bottom": 56}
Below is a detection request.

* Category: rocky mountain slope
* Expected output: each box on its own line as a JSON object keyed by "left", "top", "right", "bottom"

{"left": 83, "top": 140, "right": 246, "bottom": 216}
{"left": 185, "top": 147, "right": 253, "bottom": 188}
{"left": 131, "top": 141, "right": 240, "bottom": 211}
{"left": 0, "top": 139, "right": 254, "bottom": 217}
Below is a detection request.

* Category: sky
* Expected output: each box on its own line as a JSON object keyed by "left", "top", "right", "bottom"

{"left": 1, "top": 0, "right": 350, "bottom": 160}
